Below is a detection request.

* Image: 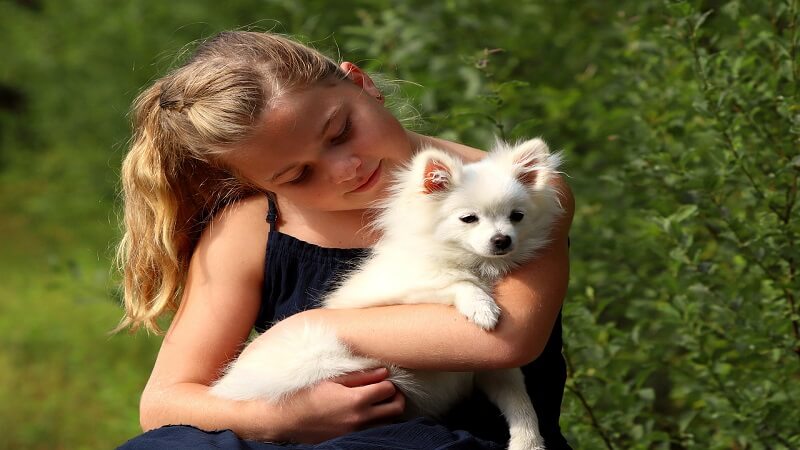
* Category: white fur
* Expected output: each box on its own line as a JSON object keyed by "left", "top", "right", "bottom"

{"left": 210, "top": 138, "right": 563, "bottom": 450}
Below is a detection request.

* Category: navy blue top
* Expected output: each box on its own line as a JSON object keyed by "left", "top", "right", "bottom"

{"left": 118, "top": 198, "right": 571, "bottom": 450}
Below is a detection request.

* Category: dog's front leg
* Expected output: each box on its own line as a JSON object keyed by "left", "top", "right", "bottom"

{"left": 475, "top": 368, "right": 545, "bottom": 450}
{"left": 445, "top": 281, "right": 501, "bottom": 330}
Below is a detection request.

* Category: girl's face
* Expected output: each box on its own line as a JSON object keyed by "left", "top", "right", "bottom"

{"left": 226, "top": 63, "right": 413, "bottom": 212}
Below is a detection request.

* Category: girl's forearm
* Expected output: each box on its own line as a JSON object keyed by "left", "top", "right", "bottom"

{"left": 302, "top": 301, "right": 543, "bottom": 372}
{"left": 139, "top": 381, "right": 291, "bottom": 442}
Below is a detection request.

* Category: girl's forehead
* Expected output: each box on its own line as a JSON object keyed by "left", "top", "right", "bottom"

{"left": 249, "top": 84, "right": 341, "bottom": 147}
{"left": 224, "top": 82, "right": 346, "bottom": 183}
{"left": 268, "top": 82, "right": 349, "bottom": 134}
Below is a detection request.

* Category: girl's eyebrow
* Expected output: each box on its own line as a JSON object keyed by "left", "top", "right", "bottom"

{"left": 269, "top": 103, "right": 344, "bottom": 183}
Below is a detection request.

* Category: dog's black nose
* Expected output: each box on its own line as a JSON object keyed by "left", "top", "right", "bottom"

{"left": 491, "top": 234, "right": 512, "bottom": 251}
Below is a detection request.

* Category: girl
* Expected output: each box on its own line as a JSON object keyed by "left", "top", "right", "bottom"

{"left": 117, "top": 31, "right": 574, "bottom": 449}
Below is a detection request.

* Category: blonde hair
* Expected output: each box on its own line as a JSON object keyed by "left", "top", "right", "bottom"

{"left": 115, "top": 31, "right": 344, "bottom": 333}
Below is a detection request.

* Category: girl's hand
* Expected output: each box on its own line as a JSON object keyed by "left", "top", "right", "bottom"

{"left": 279, "top": 367, "right": 405, "bottom": 444}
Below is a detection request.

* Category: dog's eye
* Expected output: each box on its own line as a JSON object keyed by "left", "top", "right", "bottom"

{"left": 459, "top": 214, "right": 479, "bottom": 224}
{"left": 509, "top": 210, "right": 524, "bottom": 222}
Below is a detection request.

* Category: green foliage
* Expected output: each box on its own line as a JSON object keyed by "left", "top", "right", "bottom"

{"left": 561, "top": 1, "right": 800, "bottom": 448}
{"left": 1, "top": 0, "right": 797, "bottom": 448}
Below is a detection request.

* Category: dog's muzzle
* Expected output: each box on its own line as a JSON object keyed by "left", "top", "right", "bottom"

{"left": 490, "top": 234, "right": 513, "bottom": 255}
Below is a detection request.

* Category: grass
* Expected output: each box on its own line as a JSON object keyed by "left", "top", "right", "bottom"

{"left": 0, "top": 157, "right": 160, "bottom": 449}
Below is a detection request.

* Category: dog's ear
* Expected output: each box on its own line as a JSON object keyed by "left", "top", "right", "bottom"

{"left": 423, "top": 159, "right": 451, "bottom": 193}
{"left": 506, "top": 138, "right": 561, "bottom": 190}
{"left": 412, "top": 148, "right": 461, "bottom": 194}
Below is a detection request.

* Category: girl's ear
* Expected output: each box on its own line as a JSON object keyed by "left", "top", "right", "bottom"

{"left": 412, "top": 149, "right": 461, "bottom": 194}
{"left": 505, "top": 138, "right": 561, "bottom": 190}
{"left": 340, "top": 62, "right": 383, "bottom": 103}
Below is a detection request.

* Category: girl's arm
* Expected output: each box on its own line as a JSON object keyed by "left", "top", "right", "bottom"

{"left": 138, "top": 196, "right": 403, "bottom": 442}
{"left": 273, "top": 175, "right": 574, "bottom": 371}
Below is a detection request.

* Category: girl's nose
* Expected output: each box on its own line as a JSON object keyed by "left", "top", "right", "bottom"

{"left": 329, "top": 155, "right": 363, "bottom": 184}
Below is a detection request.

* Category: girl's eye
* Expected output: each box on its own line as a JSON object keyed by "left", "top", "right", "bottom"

{"left": 459, "top": 214, "right": 479, "bottom": 224}
{"left": 331, "top": 117, "right": 352, "bottom": 145}
{"left": 288, "top": 166, "right": 312, "bottom": 185}
{"left": 510, "top": 210, "right": 524, "bottom": 222}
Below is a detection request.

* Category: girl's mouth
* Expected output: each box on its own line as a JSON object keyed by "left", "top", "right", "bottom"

{"left": 350, "top": 161, "right": 382, "bottom": 193}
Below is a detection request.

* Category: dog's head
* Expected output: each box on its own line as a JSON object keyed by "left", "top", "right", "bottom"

{"left": 408, "top": 138, "right": 562, "bottom": 262}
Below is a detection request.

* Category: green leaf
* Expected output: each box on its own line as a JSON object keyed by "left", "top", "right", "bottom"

{"left": 673, "top": 205, "right": 699, "bottom": 223}
{"left": 638, "top": 387, "right": 655, "bottom": 401}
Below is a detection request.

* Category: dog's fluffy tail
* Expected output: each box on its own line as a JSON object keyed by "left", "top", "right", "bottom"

{"left": 210, "top": 321, "right": 380, "bottom": 403}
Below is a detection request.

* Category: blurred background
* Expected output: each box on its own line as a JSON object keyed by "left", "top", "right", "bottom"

{"left": 1, "top": 0, "right": 798, "bottom": 448}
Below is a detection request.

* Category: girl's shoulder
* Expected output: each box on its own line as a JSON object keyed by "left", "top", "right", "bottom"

{"left": 413, "top": 133, "right": 486, "bottom": 163}
{"left": 209, "top": 195, "right": 270, "bottom": 230}
{"left": 194, "top": 195, "right": 270, "bottom": 282}
{"left": 203, "top": 195, "right": 270, "bottom": 243}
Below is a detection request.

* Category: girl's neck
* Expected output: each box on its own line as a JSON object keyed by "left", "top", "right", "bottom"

{"left": 274, "top": 198, "right": 379, "bottom": 249}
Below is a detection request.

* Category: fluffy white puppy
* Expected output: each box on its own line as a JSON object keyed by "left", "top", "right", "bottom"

{"left": 211, "top": 138, "right": 563, "bottom": 450}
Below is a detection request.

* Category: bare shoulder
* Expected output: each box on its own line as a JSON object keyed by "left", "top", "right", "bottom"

{"left": 194, "top": 194, "right": 270, "bottom": 284}
{"left": 205, "top": 195, "right": 270, "bottom": 238}
{"left": 415, "top": 134, "right": 486, "bottom": 163}
{"left": 448, "top": 143, "right": 486, "bottom": 163}
{"left": 551, "top": 174, "right": 575, "bottom": 231}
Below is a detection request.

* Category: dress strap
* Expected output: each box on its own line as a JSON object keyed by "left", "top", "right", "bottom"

{"left": 266, "top": 193, "right": 279, "bottom": 231}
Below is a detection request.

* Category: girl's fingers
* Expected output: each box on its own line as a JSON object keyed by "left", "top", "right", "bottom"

{"left": 352, "top": 379, "right": 398, "bottom": 406}
{"left": 364, "top": 390, "right": 406, "bottom": 424}
{"left": 330, "top": 367, "right": 389, "bottom": 388}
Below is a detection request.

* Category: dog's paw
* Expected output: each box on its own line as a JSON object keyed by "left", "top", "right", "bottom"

{"left": 508, "top": 429, "right": 546, "bottom": 450}
{"left": 508, "top": 437, "right": 545, "bottom": 450}
{"left": 456, "top": 291, "right": 501, "bottom": 330}
{"left": 510, "top": 445, "right": 545, "bottom": 450}
{"left": 509, "top": 441, "right": 545, "bottom": 450}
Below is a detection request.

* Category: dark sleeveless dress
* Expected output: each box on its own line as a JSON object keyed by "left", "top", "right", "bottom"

{"left": 118, "top": 198, "right": 571, "bottom": 450}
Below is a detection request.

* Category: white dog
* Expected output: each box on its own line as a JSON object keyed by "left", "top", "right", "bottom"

{"left": 211, "top": 138, "right": 563, "bottom": 450}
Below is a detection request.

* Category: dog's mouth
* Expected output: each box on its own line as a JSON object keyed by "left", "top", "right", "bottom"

{"left": 487, "top": 247, "right": 515, "bottom": 257}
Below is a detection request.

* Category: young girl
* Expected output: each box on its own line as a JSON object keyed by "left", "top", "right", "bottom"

{"left": 116, "top": 31, "right": 574, "bottom": 449}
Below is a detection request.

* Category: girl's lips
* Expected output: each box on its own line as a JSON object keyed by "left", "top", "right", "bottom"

{"left": 350, "top": 161, "right": 382, "bottom": 193}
